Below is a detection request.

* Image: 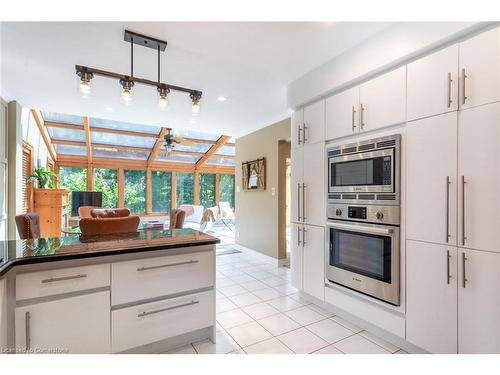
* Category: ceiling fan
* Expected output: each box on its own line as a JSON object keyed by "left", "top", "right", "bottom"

{"left": 162, "top": 128, "right": 193, "bottom": 153}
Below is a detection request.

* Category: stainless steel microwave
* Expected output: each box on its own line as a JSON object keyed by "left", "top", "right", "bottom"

{"left": 327, "top": 134, "right": 401, "bottom": 204}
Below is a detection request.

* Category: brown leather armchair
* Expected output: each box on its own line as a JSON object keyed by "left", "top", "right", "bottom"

{"left": 90, "top": 208, "right": 130, "bottom": 218}
{"left": 15, "top": 213, "right": 41, "bottom": 239}
{"left": 79, "top": 215, "right": 140, "bottom": 236}
{"left": 169, "top": 209, "right": 186, "bottom": 230}
{"left": 78, "top": 206, "right": 100, "bottom": 219}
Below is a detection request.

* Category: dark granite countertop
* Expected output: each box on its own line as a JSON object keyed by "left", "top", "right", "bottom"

{"left": 0, "top": 228, "right": 220, "bottom": 276}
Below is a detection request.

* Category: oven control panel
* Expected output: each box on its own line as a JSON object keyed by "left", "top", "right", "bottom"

{"left": 328, "top": 203, "right": 400, "bottom": 226}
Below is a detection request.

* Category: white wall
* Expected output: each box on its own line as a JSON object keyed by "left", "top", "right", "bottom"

{"left": 287, "top": 22, "right": 495, "bottom": 109}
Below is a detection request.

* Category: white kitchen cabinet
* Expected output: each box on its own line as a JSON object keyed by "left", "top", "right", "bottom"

{"left": 325, "top": 86, "right": 360, "bottom": 140}
{"left": 302, "top": 143, "right": 325, "bottom": 226}
{"left": 291, "top": 100, "right": 325, "bottom": 148}
{"left": 458, "top": 248, "right": 500, "bottom": 353}
{"left": 406, "top": 240, "right": 458, "bottom": 354}
{"left": 290, "top": 223, "right": 303, "bottom": 290}
{"left": 458, "top": 102, "right": 500, "bottom": 252}
{"left": 407, "top": 44, "right": 459, "bottom": 121}
{"left": 290, "top": 146, "right": 303, "bottom": 223}
{"left": 15, "top": 291, "right": 110, "bottom": 354}
{"left": 302, "top": 225, "right": 325, "bottom": 301}
{"left": 459, "top": 27, "right": 500, "bottom": 110}
{"left": 359, "top": 66, "right": 406, "bottom": 132}
{"left": 406, "top": 112, "right": 458, "bottom": 246}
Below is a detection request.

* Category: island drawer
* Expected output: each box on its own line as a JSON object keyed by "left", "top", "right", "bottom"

{"left": 111, "top": 290, "right": 214, "bottom": 353}
{"left": 16, "top": 264, "right": 111, "bottom": 301}
{"left": 111, "top": 249, "right": 214, "bottom": 305}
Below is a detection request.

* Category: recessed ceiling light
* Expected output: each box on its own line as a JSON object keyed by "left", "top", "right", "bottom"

{"left": 105, "top": 106, "right": 113, "bottom": 111}
{"left": 217, "top": 96, "right": 227, "bottom": 102}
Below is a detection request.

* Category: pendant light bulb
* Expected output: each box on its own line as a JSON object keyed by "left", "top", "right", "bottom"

{"left": 190, "top": 92, "right": 202, "bottom": 115}
{"left": 158, "top": 86, "right": 170, "bottom": 110}
{"left": 120, "top": 78, "right": 134, "bottom": 104}
{"left": 77, "top": 70, "right": 93, "bottom": 98}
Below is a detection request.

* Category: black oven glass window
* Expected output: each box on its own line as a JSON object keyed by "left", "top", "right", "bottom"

{"left": 331, "top": 157, "right": 387, "bottom": 186}
{"left": 330, "top": 229, "right": 392, "bottom": 283}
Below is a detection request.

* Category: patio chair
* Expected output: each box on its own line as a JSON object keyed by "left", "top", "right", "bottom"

{"left": 218, "top": 201, "right": 235, "bottom": 230}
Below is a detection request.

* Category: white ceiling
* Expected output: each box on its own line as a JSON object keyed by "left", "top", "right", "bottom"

{"left": 0, "top": 22, "right": 392, "bottom": 137}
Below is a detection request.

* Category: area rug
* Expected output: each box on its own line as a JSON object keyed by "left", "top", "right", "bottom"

{"left": 216, "top": 245, "right": 242, "bottom": 256}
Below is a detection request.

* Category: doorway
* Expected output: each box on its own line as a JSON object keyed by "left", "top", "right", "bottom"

{"left": 278, "top": 140, "right": 291, "bottom": 265}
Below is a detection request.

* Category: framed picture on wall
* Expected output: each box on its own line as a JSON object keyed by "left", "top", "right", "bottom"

{"left": 242, "top": 158, "right": 266, "bottom": 191}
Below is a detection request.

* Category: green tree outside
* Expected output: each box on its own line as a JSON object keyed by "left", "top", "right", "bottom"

{"left": 93, "top": 168, "right": 118, "bottom": 208}
{"left": 124, "top": 170, "right": 146, "bottom": 213}
{"left": 176, "top": 172, "right": 194, "bottom": 207}
{"left": 219, "top": 174, "right": 235, "bottom": 208}
{"left": 152, "top": 171, "right": 172, "bottom": 213}
{"left": 199, "top": 173, "right": 215, "bottom": 208}
{"left": 59, "top": 166, "right": 87, "bottom": 213}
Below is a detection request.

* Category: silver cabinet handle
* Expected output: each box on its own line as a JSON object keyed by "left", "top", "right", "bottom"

{"left": 297, "top": 226, "right": 302, "bottom": 246}
{"left": 445, "top": 176, "right": 451, "bottom": 243}
{"left": 297, "top": 124, "right": 302, "bottom": 146}
{"left": 138, "top": 300, "right": 199, "bottom": 318}
{"left": 25, "top": 311, "right": 31, "bottom": 351}
{"left": 302, "top": 227, "right": 307, "bottom": 246}
{"left": 302, "top": 184, "right": 307, "bottom": 222}
{"left": 462, "top": 68, "right": 468, "bottom": 105}
{"left": 461, "top": 176, "right": 467, "bottom": 246}
{"left": 447, "top": 72, "right": 453, "bottom": 108}
{"left": 137, "top": 260, "right": 198, "bottom": 272}
{"left": 446, "top": 250, "right": 451, "bottom": 285}
{"left": 462, "top": 252, "right": 468, "bottom": 288}
{"left": 359, "top": 103, "right": 365, "bottom": 130}
{"left": 41, "top": 274, "right": 87, "bottom": 284}
{"left": 351, "top": 106, "right": 357, "bottom": 132}
{"left": 297, "top": 183, "right": 302, "bottom": 221}
{"left": 302, "top": 123, "right": 307, "bottom": 143}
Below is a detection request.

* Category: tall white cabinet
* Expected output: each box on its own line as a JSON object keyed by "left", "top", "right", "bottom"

{"left": 0, "top": 100, "right": 7, "bottom": 242}
{"left": 290, "top": 100, "right": 325, "bottom": 301}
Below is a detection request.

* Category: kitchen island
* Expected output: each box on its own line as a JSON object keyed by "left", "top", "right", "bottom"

{"left": 0, "top": 228, "right": 219, "bottom": 354}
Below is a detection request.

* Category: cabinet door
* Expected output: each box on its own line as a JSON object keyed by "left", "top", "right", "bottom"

{"left": 291, "top": 109, "right": 304, "bottom": 148}
{"left": 325, "top": 87, "right": 360, "bottom": 140}
{"left": 290, "top": 146, "right": 303, "bottom": 223}
{"left": 406, "top": 112, "right": 458, "bottom": 245}
{"left": 458, "top": 102, "right": 500, "bottom": 252}
{"left": 290, "top": 223, "right": 303, "bottom": 290}
{"left": 303, "top": 100, "right": 325, "bottom": 145}
{"left": 459, "top": 27, "right": 500, "bottom": 110}
{"left": 459, "top": 248, "right": 500, "bottom": 353}
{"left": 407, "top": 44, "right": 459, "bottom": 121}
{"left": 302, "top": 225, "right": 325, "bottom": 301}
{"left": 15, "top": 291, "right": 110, "bottom": 354}
{"left": 303, "top": 142, "right": 325, "bottom": 226}
{"left": 359, "top": 66, "right": 406, "bottom": 132}
{"left": 406, "top": 240, "right": 458, "bottom": 353}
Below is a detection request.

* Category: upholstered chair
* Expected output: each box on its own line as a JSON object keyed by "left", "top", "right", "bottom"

{"left": 79, "top": 215, "right": 140, "bottom": 236}
{"left": 90, "top": 208, "right": 130, "bottom": 218}
{"left": 15, "top": 213, "right": 41, "bottom": 239}
{"left": 78, "top": 206, "right": 100, "bottom": 219}
{"left": 169, "top": 209, "right": 186, "bottom": 230}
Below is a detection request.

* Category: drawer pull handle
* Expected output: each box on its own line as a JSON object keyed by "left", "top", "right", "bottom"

{"left": 137, "top": 260, "right": 198, "bottom": 272}
{"left": 41, "top": 274, "right": 87, "bottom": 284}
{"left": 137, "top": 300, "right": 199, "bottom": 318}
{"left": 25, "top": 311, "right": 31, "bottom": 351}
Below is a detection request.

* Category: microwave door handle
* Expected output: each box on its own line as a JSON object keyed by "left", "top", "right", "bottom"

{"left": 328, "top": 221, "right": 394, "bottom": 236}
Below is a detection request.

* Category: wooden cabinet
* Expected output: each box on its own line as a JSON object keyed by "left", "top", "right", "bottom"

{"left": 406, "top": 112, "right": 458, "bottom": 245}
{"left": 458, "top": 248, "right": 500, "bottom": 353}
{"left": 291, "top": 100, "right": 325, "bottom": 148}
{"left": 406, "top": 240, "right": 458, "bottom": 353}
{"left": 15, "top": 291, "right": 111, "bottom": 353}
{"left": 359, "top": 66, "right": 406, "bottom": 132}
{"left": 33, "top": 189, "right": 69, "bottom": 238}
{"left": 458, "top": 102, "right": 500, "bottom": 252}
{"left": 325, "top": 87, "right": 360, "bottom": 140}
{"left": 459, "top": 27, "right": 500, "bottom": 110}
{"left": 290, "top": 223, "right": 303, "bottom": 290}
{"left": 407, "top": 44, "right": 459, "bottom": 121}
{"left": 302, "top": 225, "right": 325, "bottom": 301}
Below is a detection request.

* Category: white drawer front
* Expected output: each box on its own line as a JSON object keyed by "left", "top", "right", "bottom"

{"left": 16, "top": 264, "right": 110, "bottom": 301}
{"left": 111, "top": 250, "right": 214, "bottom": 305}
{"left": 112, "top": 290, "right": 214, "bottom": 353}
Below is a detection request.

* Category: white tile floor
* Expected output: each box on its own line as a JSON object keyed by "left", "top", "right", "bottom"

{"left": 165, "top": 246, "right": 407, "bottom": 354}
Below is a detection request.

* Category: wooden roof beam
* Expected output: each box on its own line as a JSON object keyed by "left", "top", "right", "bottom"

{"left": 148, "top": 128, "right": 169, "bottom": 166}
{"left": 83, "top": 116, "right": 92, "bottom": 163}
{"left": 31, "top": 109, "right": 57, "bottom": 162}
{"left": 195, "top": 135, "right": 232, "bottom": 170}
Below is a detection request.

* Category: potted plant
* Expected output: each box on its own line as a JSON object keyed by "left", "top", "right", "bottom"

{"left": 27, "top": 167, "right": 59, "bottom": 189}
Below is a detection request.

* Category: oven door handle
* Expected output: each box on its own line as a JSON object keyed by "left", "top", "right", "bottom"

{"left": 327, "top": 221, "right": 395, "bottom": 235}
